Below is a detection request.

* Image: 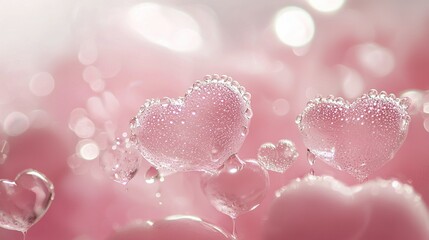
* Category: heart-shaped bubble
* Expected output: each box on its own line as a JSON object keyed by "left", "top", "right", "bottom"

{"left": 130, "top": 74, "right": 252, "bottom": 174}
{"left": 107, "top": 215, "right": 234, "bottom": 240}
{"left": 257, "top": 139, "right": 298, "bottom": 173}
{"left": 0, "top": 169, "right": 54, "bottom": 232}
{"left": 264, "top": 175, "right": 429, "bottom": 240}
{"left": 296, "top": 90, "right": 411, "bottom": 180}
{"left": 201, "top": 155, "right": 269, "bottom": 219}
{"left": 100, "top": 133, "right": 142, "bottom": 185}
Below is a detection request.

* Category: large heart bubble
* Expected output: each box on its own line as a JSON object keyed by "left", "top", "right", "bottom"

{"left": 107, "top": 215, "right": 234, "bottom": 240}
{"left": 130, "top": 74, "right": 252, "bottom": 174}
{"left": 296, "top": 90, "right": 410, "bottom": 180}
{"left": 0, "top": 169, "right": 54, "bottom": 232}
{"left": 264, "top": 175, "right": 429, "bottom": 240}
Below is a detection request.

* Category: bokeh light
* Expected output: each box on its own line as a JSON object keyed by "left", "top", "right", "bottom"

{"left": 306, "top": 0, "right": 346, "bottom": 13}
{"left": 2, "top": 112, "right": 30, "bottom": 136}
{"left": 29, "top": 72, "right": 55, "bottom": 97}
{"left": 274, "top": 7, "right": 315, "bottom": 48}
{"left": 127, "top": 2, "right": 203, "bottom": 52}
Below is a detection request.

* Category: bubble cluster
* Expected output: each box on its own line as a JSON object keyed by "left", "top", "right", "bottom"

{"left": 130, "top": 74, "right": 252, "bottom": 174}
{"left": 100, "top": 133, "right": 142, "bottom": 185}
{"left": 296, "top": 89, "right": 411, "bottom": 180}
{"left": 257, "top": 139, "right": 298, "bottom": 173}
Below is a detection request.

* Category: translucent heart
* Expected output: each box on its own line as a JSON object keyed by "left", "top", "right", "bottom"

{"left": 264, "top": 176, "right": 429, "bottom": 240}
{"left": 201, "top": 155, "right": 269, "bottom": 219}
{"left": 130, "top": 74, "right": 252, "bottom": 174}
{"left": 257, "top": 139, "right": 299, "bottom": 173}
{"left": 0, "top": 169, "right": 54, "bottom": 232}
{"left": 100, "top": 134, "right": 141, "bottom": 185}
{"left": 296, "top": 90, "right": 411, "bottom": 180}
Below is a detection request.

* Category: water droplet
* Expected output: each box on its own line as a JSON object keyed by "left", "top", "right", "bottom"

{"left": 244, "top": 108, "right": 253, "bottom": 119}
{"left": 295, "top": 115, "right": 302, "bottom": 124}
{"left": 240, "top": 126, "right": 248, "bottom": 137}
{"left": 224, "top": 155, "right": 244, "bottom": 174}
{"left": 368, "top": 89, "right": 378, "bottom": 98}
{"left": 243, "top": 92, "right": 251, "bottom": 101}
{"left": 145, "top": 167, "right": 161, "bottom": 184}
{"left": 307, "top": 149, "right": 316, "bottom": 166}
{"left": 129, "top": 117, "right": 140, "bottom": 129}
{"left": 161, "top": 97, "right": 170, "bottom": 107}
{"left": 204, "top": 75, "right": 213, "bottom": 81}
{"left": 399, "top": 97, "right": 411, "bottom": 110}
{"left": 100, "top": 135, "right": 141, "bottom": 185}
{"left": 0, "top": 139, "right": 10, "bottom": 164}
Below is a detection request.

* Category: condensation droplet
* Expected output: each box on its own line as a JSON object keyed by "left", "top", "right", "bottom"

{"left": 368, "top": 89, "right": 378, "bottom": 98}
{"left": 244, "top": 108, "right": 253, "bottom": 119}
{"left": 240, "top": 126, "right": 248, "bottom": 137}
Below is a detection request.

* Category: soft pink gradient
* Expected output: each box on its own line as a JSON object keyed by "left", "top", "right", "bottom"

{"left": 1, "top": 0, "right": 429, "bottom": 240}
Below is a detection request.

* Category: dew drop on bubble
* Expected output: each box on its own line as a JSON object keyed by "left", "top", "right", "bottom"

{"left": 100, "top": 134, "right": 141, "bottom": 185}
{"left": 244, "top": 108, "right": 253, "bottom": 119}
{"left": 368, "top": 89, "right": 378, "bottom": 98}
{"left": 224, "top": 155, "right": 244, "bottom": 174}
{"left": 240, "top": 126, "right": 248, "bottom": 137}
